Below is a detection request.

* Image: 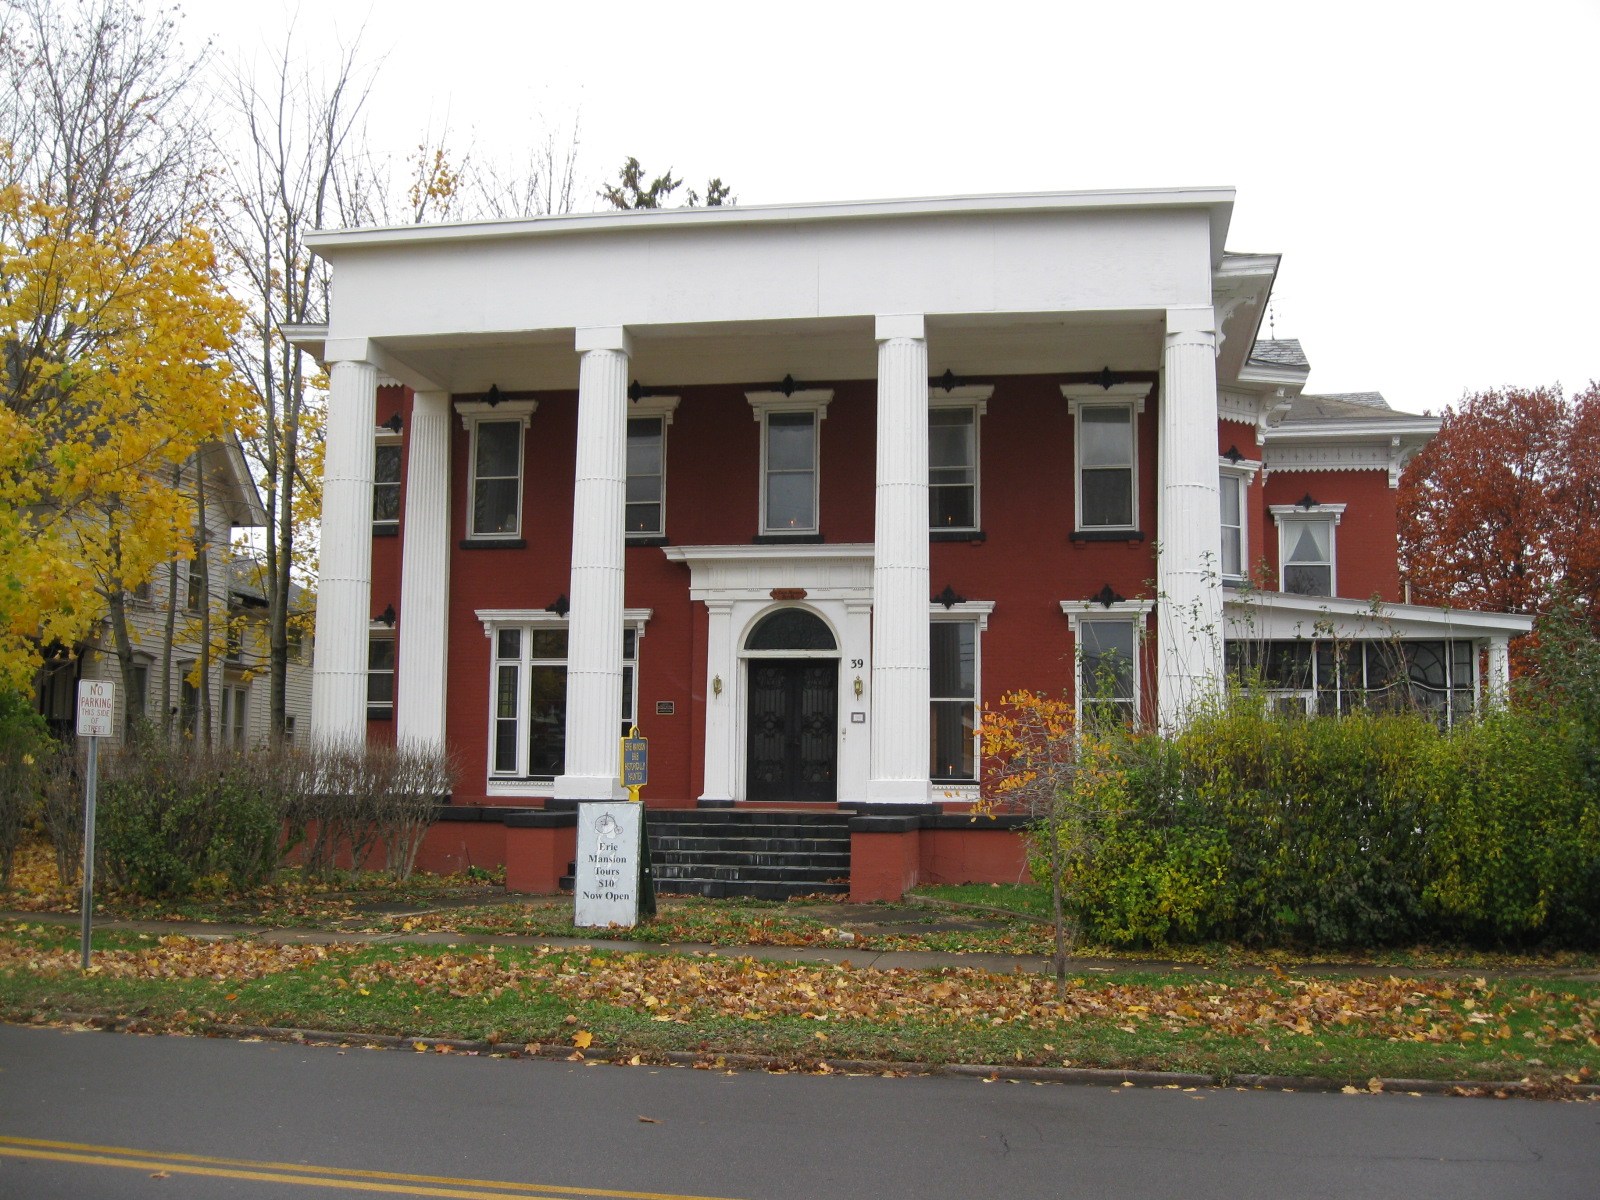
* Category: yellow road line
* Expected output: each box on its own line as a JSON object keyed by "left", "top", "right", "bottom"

{"left": 0, "top": 1136, "right": 748, "bottom": 1200}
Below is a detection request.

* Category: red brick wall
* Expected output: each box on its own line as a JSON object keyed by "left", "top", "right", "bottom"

{"left": 1262, "top": 469, "right": 1401, "bottom": 601}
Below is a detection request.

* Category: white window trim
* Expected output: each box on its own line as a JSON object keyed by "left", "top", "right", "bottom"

{"left": 929, "top": 601, "right": 993, "bottom": 785}
{"left": 372, "top": 430, "right": 403, "bottom": 529}
{"left": 477, "top": 608, "right": 652, "bottom": 796}
{"left": 625, "top": 396, "right": 678, "bottom": 538}
{"left": 928, "top": 385, "right": 992, "bottom": 532}
{"left": 1270, "top": 503, "right": 1345, "bottom": 597}
{"left": 747, "top": 389, "right": 832, "bottom": 535}
{"left": 1061, "top": 383, "right": 1151, "bottom": 532}
{"left": 1060, "top": 599, "right": 1155, "bottom": 725}
{"left": 1218, "top": 456, "right": 1262, "bottom": 582}
{"left": 456, "top": 399, "right": 537, "bottom": 540}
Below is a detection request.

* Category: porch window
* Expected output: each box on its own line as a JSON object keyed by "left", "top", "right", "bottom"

{"left": 1227, "top": 639, "right": 1477, "bottom": 725}
{"left": 488, "top": 622, "right": 640, "bottom": 779}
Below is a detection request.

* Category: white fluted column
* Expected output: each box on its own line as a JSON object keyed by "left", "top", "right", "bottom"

{"left": 1485, "top": 637, "right": 1512, "bottom": 709}
{"left": 868, "top": 314, "right": 931, "bottom": 804}
{"left": 1158, "top": 307, "right": 1225, "bottom": 727}
{"left": 556, "top": 327, "right": 631, "bottom": 801}
{"left": 396, "top": 390, "right": 452, "bottom": 751}
{"left": 311, "top": 356, "right": 379, "bottom": 745}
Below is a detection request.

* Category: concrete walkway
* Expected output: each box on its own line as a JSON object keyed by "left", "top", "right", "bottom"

{"left": 6, "top": 905, "right": 1597, "bottom": 980}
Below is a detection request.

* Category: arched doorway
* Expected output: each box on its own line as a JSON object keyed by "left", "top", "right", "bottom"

{"left": 743, "top": 608, "right": 838, "bottom": 803}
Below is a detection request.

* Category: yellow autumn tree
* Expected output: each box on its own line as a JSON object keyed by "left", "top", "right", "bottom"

{"left": 0, "top": 177, "right": 245, "bottom": 691}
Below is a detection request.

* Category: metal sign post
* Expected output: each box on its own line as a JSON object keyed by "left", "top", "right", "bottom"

{"left": 75, "top": 680, "right": 115, "bottom": 970}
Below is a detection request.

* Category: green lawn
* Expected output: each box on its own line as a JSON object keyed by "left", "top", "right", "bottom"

{"left": 3, "top": 922, "right": 1597, "bottom": 1087}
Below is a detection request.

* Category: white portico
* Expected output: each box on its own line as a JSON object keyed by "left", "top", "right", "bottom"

{"left": 297, "top": 189, "right": 1249, "bottom": 803}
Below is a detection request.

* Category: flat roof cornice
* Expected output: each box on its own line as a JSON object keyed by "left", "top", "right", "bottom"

{"left": 306, "top": 186, "right": 1237, "bottom": 253}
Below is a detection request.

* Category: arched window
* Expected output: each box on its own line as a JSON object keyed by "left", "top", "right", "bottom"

{"left": 745, "top": 608, "right": 836, "bottom": 651}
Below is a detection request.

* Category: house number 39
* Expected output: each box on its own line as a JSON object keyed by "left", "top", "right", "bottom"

{"left": 850, "top": 659, "right": 864, "bottom": 668}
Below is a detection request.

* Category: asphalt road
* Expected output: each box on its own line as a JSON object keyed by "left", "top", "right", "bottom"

{"left": 1, "top": 1024, "right": 1596, "bottom": 1200}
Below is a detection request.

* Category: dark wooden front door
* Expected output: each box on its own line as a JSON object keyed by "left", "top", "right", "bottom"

{"left": 746, "top": 659, "right": 837, "bottom": 803}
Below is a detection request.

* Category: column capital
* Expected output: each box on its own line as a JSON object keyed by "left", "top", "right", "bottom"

{"left": 575, "top": 326, "right": 633, "bottom": 356}
{"left": 875, "top": 313, "right": 925, "bottom": 341}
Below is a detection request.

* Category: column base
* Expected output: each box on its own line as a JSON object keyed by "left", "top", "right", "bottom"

{"left": 864, "top": 778, "right": 932, "bottom": 805}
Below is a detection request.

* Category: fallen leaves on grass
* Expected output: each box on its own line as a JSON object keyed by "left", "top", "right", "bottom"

{"left": 0, "top": 934, "right": 333, "bottom": 982}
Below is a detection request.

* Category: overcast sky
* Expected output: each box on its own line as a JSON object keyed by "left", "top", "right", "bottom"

{"left": 180, "top": 0, "right": 1598, "bottom": 415}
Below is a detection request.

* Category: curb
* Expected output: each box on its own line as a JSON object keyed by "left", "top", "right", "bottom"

{"left": 37, "top": 1013, "right": 1598, "bottom": 1100}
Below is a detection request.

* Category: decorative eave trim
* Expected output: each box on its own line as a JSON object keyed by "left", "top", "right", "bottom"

{"left": 476, "top": 607, "right": 653, "bottom": 637}
{"left": 928, "top": 600, "right": 995, "bottom": 630}
{"left": 1261, "top": 437, "right": 1428, "bottom": 486}
{"left": 1060, "top": 381, "right": 1152, "bottom": 414}
{"left": 628, "top": 394, "right": 681, "bottom": 423}
{"left": 1217, "top": 390, "right": 1262, "bottom": 427}
{"left": 746, "top": 389, "right": 834, "bottom": 418}
{"left": 455, "top": 398, "right": 537, "bottom": 430}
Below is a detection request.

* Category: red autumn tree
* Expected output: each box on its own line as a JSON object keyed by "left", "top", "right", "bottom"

{"left": 1398, "top": 383, "right": 1600, "bottom": 626}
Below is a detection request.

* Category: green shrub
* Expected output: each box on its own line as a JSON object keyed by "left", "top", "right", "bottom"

{"left": 97, "top": 741, "right": 292, "bottom": 898}
{"left": 1423, "top": 709, "right": 1599, "bottom": 944}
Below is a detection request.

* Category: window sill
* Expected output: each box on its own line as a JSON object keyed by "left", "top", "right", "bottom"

{"left": 1070, "top": 529, "right": 1147, "bottom": 543}
{"left": 372, "top": 525, "right": 399, "bottom": 538}
{"left": 930, "top": 530, "right": 986, "bottom": 543}
{"left": 753, "top": 533, "right": 825, "bottom": 545}
{"left": 486, "top": 778, "right": 557, "bottom": 798}
{"left": 459, "top": 538, "right": 527, "bottom": 550}
{"left": 626, "top": 535, "right": 670, "bottom": 547}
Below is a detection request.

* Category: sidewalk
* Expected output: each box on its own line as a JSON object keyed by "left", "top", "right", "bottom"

{"left": 7, "top": 906, "right": 1597, "bottom": 981}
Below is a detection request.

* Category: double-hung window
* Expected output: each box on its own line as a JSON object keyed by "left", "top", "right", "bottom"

{"left": 1271, "top": 504, "right": 1344, "bottom": 597}
{"left": 624, "top": 396, "right": 678, "bottom": 538}
{"left": 1061, "top": 599, "right": 1155, "bottom": 728}
{"left": 482, "top": 610, "right": 647, "bottom": 789}
{"left": 373, "top": 440, "right": 402, "bottom": 533}
{"left": 928, "top": 387, "right": 990, "bottom": 533}
{"left": 367, "top": 636, "right": 395, "bottom": 719}
{"left": 456, "top": 397, "right": 538, "bottom": 541}
{"left": 1218, "top": 456, "right": 1260, "bottom": 584}
{"left": 1061, "top": 383, "right": 1150, "bottom": 534}
{"left": 929, "top": 601, "right": 993, "bottom": 783}
{"left": 747, "top": 389, "right": 832, "bottom": 537}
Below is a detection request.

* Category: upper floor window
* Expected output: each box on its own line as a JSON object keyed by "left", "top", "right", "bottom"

{"left": 186, "top": 559, "right": 204, "bottom": 612}
{"left": 1271, "top": 503, "right": 1345, "bottom": 597}
{"left": 455, "top": 396, "right": 538, "bottom": 541}
{"left": 471, "top": 420, "right": 523, "bottom": 537}
{"left": 1218, "top": 455, "right": 1261, "bottom": 584}
{"left": 927, "top": 388, "right": 991, "bottom": 532}
{"left": 1077, "top": 406, "right": 1136, "bottom": 529}
{"left": 747, "top": 389, "right": 832, "bottom": 537}
{"left": 626, "top": 417, "right": 665, "bottom": 535}
{"left": 1061, "top": 383, "right": 1150, "bottom": 534}
{"left": 373, "top": 441, "right": 402, "bottom": 531}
